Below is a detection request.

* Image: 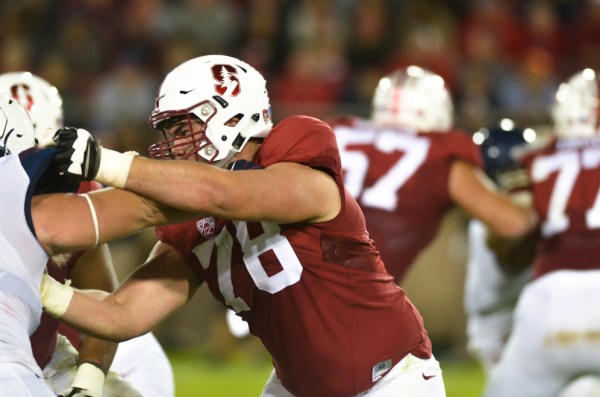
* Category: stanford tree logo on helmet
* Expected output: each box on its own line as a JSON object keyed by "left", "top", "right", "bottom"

{"left": 212, "top": 64, "right": 240, "bottom": 97}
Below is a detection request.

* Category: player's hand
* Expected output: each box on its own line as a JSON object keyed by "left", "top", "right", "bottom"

{"left": 53, "top": 127, "right": 101, "bottom": 182}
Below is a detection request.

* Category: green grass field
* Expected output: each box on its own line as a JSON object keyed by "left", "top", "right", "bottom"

{"left": 168, "top": 352, "right": 485, "bottom": 397}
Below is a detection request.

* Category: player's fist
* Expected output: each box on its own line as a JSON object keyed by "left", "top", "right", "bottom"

{"left": 53, "top": 127, "right": 101, "bottom": 182}
{"left": 58, "top": 386, "right": 94, "bottom": 397}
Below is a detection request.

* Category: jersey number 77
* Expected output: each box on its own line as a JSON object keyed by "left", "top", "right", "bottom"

{"left": 335, "top": 128, "right": 431, "bottom": 211}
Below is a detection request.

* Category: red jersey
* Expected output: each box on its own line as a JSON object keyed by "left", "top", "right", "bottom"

{"left": 30, "top": 181, "right": 102, "bottom": 368}
{"left": 522, "top": 136, "right": 600, "bottom": 278}
{"left": 330, "top": 117, "right": 483, "bottom": 282}
{"left": 156, "top": 115, "right": 431, "bottom": 397}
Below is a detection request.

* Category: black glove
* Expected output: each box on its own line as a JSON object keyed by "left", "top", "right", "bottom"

{"left": 53, "top": 127, "right": 101, "bottom": 182}
{"left": 57, "top": 387, "right": 94, "bottom": 397}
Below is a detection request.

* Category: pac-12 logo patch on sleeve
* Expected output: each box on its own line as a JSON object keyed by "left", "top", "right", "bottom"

{"left": 196, "top": 217, "right": 216, "bottom": 239}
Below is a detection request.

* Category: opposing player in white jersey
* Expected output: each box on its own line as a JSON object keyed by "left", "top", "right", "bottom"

{"left": 0, "top": 92, "right": 193, "bottom": 396}
{"left": 328, "top": 66, "right": 537, "bottom": 285}
{"left": 483, "top": 68, "right": 600, "bottom": 397}
{"left": 464, "top": 123, "right": 536, "bottom": 374}
{"left": 0, "top": 71, "right": 175, "bottom": 397}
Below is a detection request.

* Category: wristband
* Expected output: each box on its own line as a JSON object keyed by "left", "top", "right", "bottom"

{"left": 71, "top": 362, "right": 105, "bottom": 397}
{"left": 40, "top": 273, "right": 74, "bottom": 318}
{"left": 95, "top": 148, "right": 138, "bottom": 189}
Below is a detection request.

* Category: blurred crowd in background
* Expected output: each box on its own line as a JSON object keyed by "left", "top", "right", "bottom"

{"left": 4, "top": 0, "right": 600, "bottom": 153}
{"left": 3, "top": 0, "right": 600, "bottom": 359}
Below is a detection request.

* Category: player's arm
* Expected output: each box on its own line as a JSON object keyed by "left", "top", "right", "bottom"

{"left": 53, "top": 244, "right": 119, "bottom": 397}
{"left": 449, "top": 160, "right": 537, "bottom": 238}
{"left": 126, "top": 158, "right": 341, "bottom": 224}
{"left": 69, "top": 244, "right": 119, "bottom": 372}
{"left": 42, "top": 241, "right": 199, "bottom": 342}
{"left": 32, "top": 187, "right": 191, "bottom": 255}
{"left": 53, "top": 127, "right": 341, "bottom": 224}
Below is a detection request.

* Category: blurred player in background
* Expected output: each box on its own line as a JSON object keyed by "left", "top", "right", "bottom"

{"left": 467, "top": 120, "right": 600, "bottom": 397}
{"left": 42, "top": 54, "right": 447, "bottom": 397}
{"left": 464, "top": 122, "right": 536, "bottom": 374}
{"left": 483, "top": 68, "right": 600, "bottom": 397}
{"left": 327, "top": 65, "right": 537, "bottom": 285}
{"left": 0, "top": 93, "right": 186, "bottom": 396}
{"left": 0, "top": 72, "right": 174, "bottom": 397}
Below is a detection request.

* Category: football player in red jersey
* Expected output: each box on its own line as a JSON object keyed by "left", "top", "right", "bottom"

{"left": 466, "top": 124, "right": 600, "bottom": 397}
{"left": 43, "top": 55, "right": 447, "bottom": 397}
{"left": 466, "top": 123, "right": 600, "bottom": 397}
{"left": 482, "top": 68, "right": 600, "bottom": 397}
{"left": 328, "top": 66, "right": 537, "bottom": 284}
{"left": 0, "top": 71, "right": 174, "bottom": 397}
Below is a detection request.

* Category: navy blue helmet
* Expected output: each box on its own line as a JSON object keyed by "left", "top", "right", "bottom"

{"left": 473, "top": 121, "right": 536, "bottom": 190}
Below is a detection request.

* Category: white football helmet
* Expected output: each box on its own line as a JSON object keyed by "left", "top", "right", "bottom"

{"left": 0, "top": 71, "right": 63, "bottom": 147}
{"left": 371, "top": 65, "right": 453, "bottom": 132}
{"left": 148, "top": 55, "right": 273, "bottom": 167}
{"left": 0, "top": 92, "right": 36, "bottom": 156}
{"left": 551, "top": 68, "right": 599, "bottom": 139}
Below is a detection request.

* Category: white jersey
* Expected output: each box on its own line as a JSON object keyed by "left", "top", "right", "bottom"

{"left": 464, "top": 219, "right": 531, "bottom": 372}
{"left": 0, "top": 154, "right": 48, "bottom": 377}
{"left": 43, "top": 335, "right": 145, "bottom": 397}
{"left": 110, "top": 333, "right": 175, "bottom": 397}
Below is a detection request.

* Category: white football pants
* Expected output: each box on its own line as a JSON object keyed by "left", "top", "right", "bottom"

{"left": 484, "top": 270, "right": 600, "bottom": 397}
{"left": 261, "top": 353, "right": 446, "bottom": 397}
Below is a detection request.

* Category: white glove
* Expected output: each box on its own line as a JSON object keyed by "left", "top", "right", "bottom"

{"left": 44, "top": 335, "right": 142, "bottom": 397}
{"left": 43, "top": 335, "right": 80, "bottom": 392}
{"left": 102, "top": 370, "right": 144, "bottom": 397}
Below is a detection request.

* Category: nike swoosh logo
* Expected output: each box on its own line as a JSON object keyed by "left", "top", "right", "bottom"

{"left": 180, "top": 89, "right": 196, "bottom": 94}
{"left": 422, "top": 373, "right": 437, "bottom": 380}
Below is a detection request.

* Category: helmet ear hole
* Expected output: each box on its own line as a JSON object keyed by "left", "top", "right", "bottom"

{"left": 212, "top": 95, "right": 229, "bottom": 108}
